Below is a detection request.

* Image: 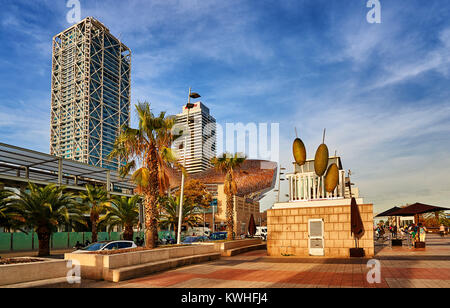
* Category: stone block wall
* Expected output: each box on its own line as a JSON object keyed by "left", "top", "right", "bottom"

{"left": 267, "top": 204, "right": 374, "bottom": 258}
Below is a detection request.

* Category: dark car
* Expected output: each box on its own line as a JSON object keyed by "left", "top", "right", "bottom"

{"left": 209, "top": 232, "right": 227, "bottom": 241}
{"left": 182, "top": 236, "right": 209, "bottom": 244}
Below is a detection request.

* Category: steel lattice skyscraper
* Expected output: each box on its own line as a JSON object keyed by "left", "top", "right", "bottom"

{"left": 50, "top": 17, "right": 131, "bottom": 170}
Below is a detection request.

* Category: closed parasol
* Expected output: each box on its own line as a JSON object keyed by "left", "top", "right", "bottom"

{"left": 350, "top": 197, "right": 365, "bottom": 246}
{"left": 248, "top": 214, "right": 257, "bottom": 237}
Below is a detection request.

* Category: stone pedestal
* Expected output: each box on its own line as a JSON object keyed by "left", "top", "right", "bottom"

{"left": 267, "top": 202, "right": 374, "bottom": 258}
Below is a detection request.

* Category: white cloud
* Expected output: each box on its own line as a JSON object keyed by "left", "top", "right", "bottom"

{"left": 370, "top": 28, "right": 450, "bottom": 89}
{"left": 0, "top": 104, "right": 50, "bottom": 153}
{"left": 269, "top": 97, "right": 450, "bottom": 213}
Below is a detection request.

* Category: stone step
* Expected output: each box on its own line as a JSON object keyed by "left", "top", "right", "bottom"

{"left": 105, "top": 252, "right": 221, "bottom": 283}
{"left": 1, "top": 277, "right": 71, "bottom": 288}
{"left": 222, "top": 243, "right": 267, "bottom": 257}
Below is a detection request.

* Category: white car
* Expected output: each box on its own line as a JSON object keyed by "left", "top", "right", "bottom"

{"left": 72, "top": 241, "right": 137, "bottom": 254}
{"left": 255, "top": 227, "right": 267, "bottom": 240}
{"left": 186, "top": 227, "right": 211, "bottom": 237}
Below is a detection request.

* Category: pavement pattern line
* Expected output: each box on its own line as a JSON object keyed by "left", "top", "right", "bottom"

{"left": 36, "top": 234, "right": 450, "bottom": 288}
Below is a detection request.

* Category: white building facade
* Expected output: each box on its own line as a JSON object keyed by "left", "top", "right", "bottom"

{"left": 285, "top": 157, "right": 360, "bottom": 203}
{"left": 173, "top": 102, "right": 216, "bottom": 174}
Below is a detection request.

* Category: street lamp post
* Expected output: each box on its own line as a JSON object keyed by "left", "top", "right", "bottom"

{"left": 212, "top": 203, "right": 215, "bottom": 233}
{"left": 203, "top": 209, "right": 206, "bottom": 235}
{"left": 177, "top": 88, "right": 200, "bottom": 244}
{"left": 212, "top": 199, "right": 216, "bottom": 233}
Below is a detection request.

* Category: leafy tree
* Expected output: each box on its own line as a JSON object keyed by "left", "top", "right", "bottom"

{"left": 211, "top": 153, "right": 246, "bottom": 241}
{"left": 8, "top": 184, "right": 85, "bottom": 256}
{"left": 177, "top": 179, "right": 212, "bottom": 209}
{"left": 79, "top": 185, "right": 109, "bottom": 243}
{"left": 158, "top": 195, "right": 201, "bottom": 243}
{"left": 109, "top": 102, "right": 181, "bottom": 248}
{"left": 99, "top": 195, "right": 141, "bottom": 241}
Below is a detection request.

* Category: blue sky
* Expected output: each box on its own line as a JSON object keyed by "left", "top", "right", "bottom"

{"left": 0, "top": 0, "right": 450, "bottom": 213}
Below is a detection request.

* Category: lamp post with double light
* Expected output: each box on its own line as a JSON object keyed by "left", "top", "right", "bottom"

{"left": 177, "top": 88, "right": 201, "bottom": 244}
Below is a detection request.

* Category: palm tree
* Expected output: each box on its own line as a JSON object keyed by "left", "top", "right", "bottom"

{"left": 99, "top": 195, "right": 141, "bottom": 241}
{"left": 158, "top": 195, "right": 201, "bottom": 243}
{"left": 0, "top": 189, "right": 11, "bottom": 219}
{"left": 109, "top": 102, "right": 181, "bottom": 248}
{"left": 0, "top": 189, "right": 13, "bottom": 230}
{"left": 424, "top": 211, "right": 449, "bottom": 227}
{"left": 79, "top": 185, "right": 109, "bottom": 243}
{"left": 8, "top": 184, "right": 85, "bottom": 256}
{"left": 211, "top": 153, "right": 246, "bottom": 241}
{"left": 0, "top": 188, "right": 24, "bottom": 232}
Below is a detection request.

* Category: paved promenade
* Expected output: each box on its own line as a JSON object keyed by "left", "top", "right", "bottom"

{"left": 79, "top": 234, "right": 449, "bottom": 288}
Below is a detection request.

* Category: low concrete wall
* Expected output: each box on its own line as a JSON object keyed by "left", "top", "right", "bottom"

{"left": 213, "top": 239, "right": 262, "bottom": 252}
{"left": 0, "top": 258, "right": 68, "bottom": 286}
{"left": 63, "top": 253, "right": 105, "bottom": 280}
{"left": 102, "top": 245, "right": 214, "bottom": 270}
{"left": 65, "top": 244, "right": 216, "bottom": 280}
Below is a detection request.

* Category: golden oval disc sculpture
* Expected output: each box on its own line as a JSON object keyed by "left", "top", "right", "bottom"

{"left": 293, "top": 138, "right": 306, "bottom": 166}
{"left": 314, "top": 143, "right": 329, "bottom": 176}
{"left": 324, "top": 163, "right": 339, "bottom": 192}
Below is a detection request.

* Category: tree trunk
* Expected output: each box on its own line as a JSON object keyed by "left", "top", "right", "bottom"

{"left": 123, "top": 225, "right": 134, "bottom": 241}
{"left": 144, "top": 194, "right": 158, "bottom": 248}
{"left": 143, "top": 147, "right": 160, "bottom": 249}
{"left": 91, "top": 210, "right": 99, "bottom": 243}
{"left": 173, "top": 223, "right": 178, "bottom": 244}
{"left": 91, "top": 220, "right": 98, "bottom": 243}
{"left": 226, "top": 194, "right": 234, "bottom": 241}
{"left": 37, "top": 228, "right": 51, "bottom": 257}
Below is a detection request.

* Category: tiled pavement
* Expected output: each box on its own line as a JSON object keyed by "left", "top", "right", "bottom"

{"left": 81, "top": 234, "right": 450, "bottom": 288}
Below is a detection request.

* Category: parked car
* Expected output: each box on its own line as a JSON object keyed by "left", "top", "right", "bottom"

{"left": 182, "top": 236, "right": 209, "bottom": 244}
{"left": 185, "top": 227, "right": 212, "bottom": 237}
{"left": 72, "top": 240, "right": 137, "bottom": 253}
{"left": 255, "top": 227, "right": 267, "bottom": 240}
{"left": 209, "top": 232, "right": 227, "bottom": 241}
{"left": 159, "top": 237, "right": 176, "bottom": 245}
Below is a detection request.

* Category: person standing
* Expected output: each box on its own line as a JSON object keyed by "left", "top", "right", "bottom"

{"left": 410, "top": 224, "right": 417, "bottom": 246}
{"left": 439, "top": 224, "right": 445, "bottom": 238}
{"left": 405, "top": 227, "right": 411, "bottom": 248}
{"left": 418, "top": 223, "right": 427, "bottom": 243}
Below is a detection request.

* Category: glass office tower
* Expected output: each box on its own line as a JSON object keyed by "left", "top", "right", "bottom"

{"left": 50, "top": 17, "right": 131, "bottom": 170}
